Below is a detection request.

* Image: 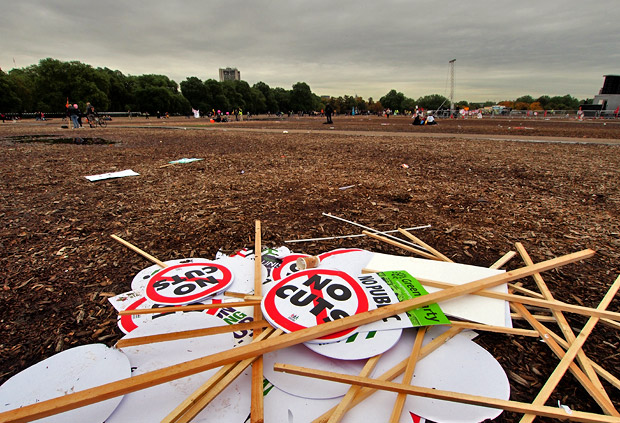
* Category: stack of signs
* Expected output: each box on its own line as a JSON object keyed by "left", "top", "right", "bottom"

{"left": 1, "top": 247, "right": 511, "bottom": 422}
{"left": 109, "top": 255, "right": 265, "bottom": 336}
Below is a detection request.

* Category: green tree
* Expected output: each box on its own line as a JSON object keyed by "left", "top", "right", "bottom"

{"left": 101, "top": 68, "right": 134, "bottom": 111}
{"left": 272, "top": 87, "right": 290, "bottom": 112}
{"left": 222, "top": 80, "right": 244, "bottom": 110}
{"left": 253, "top": 81, "right": 277, "bottom": 113}
{"left": 248, "top": 87, "right": 267, "bottom": 114}
{"left": 536, "top": 95, "right": 551, "bottom": 109}
{"left": 180, "top": 76, "right": 209, "bottom": 111}
{"left": 135, "top": 86, "right": 173, "bottom": 114}
{"left": 515, "top": 95, "right": 534, "bottom": 104}
{"left": 402, "top": 97, "right": 416, "bottom": 111}
{"left": 367, "top": 97, "right": 383, "bottom": 114}
{"left": 379, "top": 89, "right": 405, "bottom": 110}
{"left": 0, "top": 70, "right": 22, "bottom": 112}
{"left": 6, "top": 69, "right": 36, "bottom": 111}
{"left": 289, "top": 82, "right": 315, "bottom": 112}
{"left": 417, "top": 94, "right": 449, "bottom": 110}
{"left": 204, "top": 79, "right": 223, "bottom": 111}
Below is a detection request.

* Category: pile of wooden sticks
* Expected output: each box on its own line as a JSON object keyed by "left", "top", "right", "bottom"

{"left": 1, "top": 220, "right": 619, "bottom": 423}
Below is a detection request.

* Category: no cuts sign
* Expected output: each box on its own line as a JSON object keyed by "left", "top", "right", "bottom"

{"left": 144, "top": 262, "right": 233, "bottom": 305}
{"left": 262, "top": 269, "right": 369, "bottom": 343}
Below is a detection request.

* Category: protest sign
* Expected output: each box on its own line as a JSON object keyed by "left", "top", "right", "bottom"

{"left": 144, "top": 261, "right": 233, "bottom": 305}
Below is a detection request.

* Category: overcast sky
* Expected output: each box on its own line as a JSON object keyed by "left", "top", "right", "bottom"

{"left": 2, "top": 1, "right": 619, "bottom": 102}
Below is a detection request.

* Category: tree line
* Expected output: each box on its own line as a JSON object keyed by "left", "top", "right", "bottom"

{"left": 0, "top": 58, "right": 587, "bottom": 115}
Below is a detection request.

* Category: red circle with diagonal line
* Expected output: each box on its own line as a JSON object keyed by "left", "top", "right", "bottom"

{"left": 262, "top": 269, "right": 369, "bottom": 342}
{"left": 145, "top": 262, "right": 233, "bottom": 305}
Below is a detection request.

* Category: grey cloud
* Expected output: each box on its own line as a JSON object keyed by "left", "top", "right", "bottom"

{"left": 2, "top": 0, "right": 619, "bottom": 101}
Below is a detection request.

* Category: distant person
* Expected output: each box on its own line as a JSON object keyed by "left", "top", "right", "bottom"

{"left": 412, "top": 114, "right": 422, "bottom": 125}
{"left": 70, "top": 104, "right": 80, "bottom": 129}
{"left": 425, "top": 114, "right": 437, "bottom": 125}
{"left": 325, "top": 103, "right": 334, "bottom": 124}
{"left": 128, "top": 109, "right": 132, "bottom": 119}
{"left": 85, "top": 102, "right": 97, "bottom": 120}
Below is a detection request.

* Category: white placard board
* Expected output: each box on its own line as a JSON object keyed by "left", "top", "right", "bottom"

{"left": 366, "top": 253, "right": 512, "bottom": 327}
{"left": 107, "top": 313, "right": 245, "bottom": 422}
{"left": 263, "top": 343, "right": 366, "bottom": 399}
{"left": 304, "top": 328, "right": 403, "bottom": 360}
{"left": 85, "top": 169, "right": 139, "bottom": 181}
{"left": 0, "top": 344, "right": 130, "bottom": 423}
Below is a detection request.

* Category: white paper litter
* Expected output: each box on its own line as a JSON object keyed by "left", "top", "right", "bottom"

{"left": 85, "top": 169, "right": 139, "bottom": 182}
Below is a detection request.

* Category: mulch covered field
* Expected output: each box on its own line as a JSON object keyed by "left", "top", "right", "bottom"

{"left": 1, "top": 115, "right": 619, "bottom": 422}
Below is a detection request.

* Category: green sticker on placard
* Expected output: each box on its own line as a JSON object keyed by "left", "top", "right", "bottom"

{"left": 378, "top": 270, "right": 451, "bottom": 327}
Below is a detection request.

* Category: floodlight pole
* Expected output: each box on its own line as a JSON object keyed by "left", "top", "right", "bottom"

{"left": 449, "top": 59, "right": 456, "bottom": 116}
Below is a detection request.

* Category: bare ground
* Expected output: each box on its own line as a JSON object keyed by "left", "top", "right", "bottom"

{"left": 1, "top": 115, "right": 619, "bottom": 422}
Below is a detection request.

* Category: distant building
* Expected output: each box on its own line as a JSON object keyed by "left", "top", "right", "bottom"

{"left": 219, "top": 68, "right": 240, "bottom": 82}
{"left": 591, "top": 75, "right": 620, "bottom": 111}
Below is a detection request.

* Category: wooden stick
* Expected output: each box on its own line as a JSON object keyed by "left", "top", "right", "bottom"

{"left": 274, "top": 364, "right": 620, "bottom": 423}
{"left": 362, "top": 230, "right": 440, "bottom": 261}
{"left": 0, "top": 249, "right": 593, "bottom": 423}
{"left": 520, "top": 274, "right": 620, "bottom": 422}
{"left": 411, "top": 276, "right": 620, "bottom": 322}
{"left": 110, "top": 234, "right": 168, "bottom": 268}
{"left": 223, "top": 291, "right": 251, "bottom": 299}
{"left": 511, "top": 302, "right": 618, "bottom": 415}
{"left": 543, "top": 323, "right": 620, "bottom": 391}
{"left": 397, "top": 229, "right": 453, "bottom": 262}
{"left": 284, "top": 225, "right": 431, "bottom": 243}
{"left": 321, "top": 213, "right": 430, "bottom": 252}
{"left": 115, "top": 320, "right": 269, "bottom": 348}
{"left": 516, "top": 242, "right": 615, "bottom": 414}
{"left": 251, "top": 220, "right": 264, "bottom": 423}
{"left": 490, "top": 251, "right": 517, "bottom": 269}
{"left": 162, "top": 327, "right": 279, "bottom": 423}
{"left": 510, "top": 313, "right": 556, "bottom": 323}
{"left": 244, "top": 295, "right": 263, "bottom": 302}
{"left": 508, "top": 283, "right": 546, "bottom": 298}
{"left": 326, "top": 354, "right": 382, "bottom": 423}
{"left": 448, "top": 321, "right": 539, "bottom": 337}
{"left": 118, "top": 300, "right": 261, "bottom": 315}
{"left": 312, "top": 327, "right": 464, "bottom": 423}
{"left": 601, "top": 317, "right": 620, "bottom": 330}
{"left": 175, "top": 328, "right": 284, "bottom": 423}
{"left": 363, "top": 268, "right": 620, "bottom": 321}
{"left": 389, "top": 327, "right": 427, "bottom": 423}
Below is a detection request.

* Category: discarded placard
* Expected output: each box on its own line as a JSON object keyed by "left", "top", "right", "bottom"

{"left": 367, "top": 253, "right": 511, "bottom": 327}
{"left": 261, "top": 269, "right": 449, "bottom": 343}
{"left": 0, "top": 344, "right": 131, "bottom": 423}
{"left": 143, "top": 261, "right": 234, "bottom": 305}
{"left": 84, "top": 169, "right": 139, "bottom": 182}
{"left": 168, "top": 157, "right": 203, "bottom": 164}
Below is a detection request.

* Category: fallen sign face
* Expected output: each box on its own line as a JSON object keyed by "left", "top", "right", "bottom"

{"left": 261, "top": 269, "right": 450, "bottom": 343}
{"left": 0, "top": 344, "right": 131, "bottom": 423}
{"left": 144, "top": 261, "right": 234, "bottom": 305}
{"left": 84, "top": 169, "right": 139, "bottom": 181}
{"left": 262, "top": 269, "right": 371, "bottom": 342}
